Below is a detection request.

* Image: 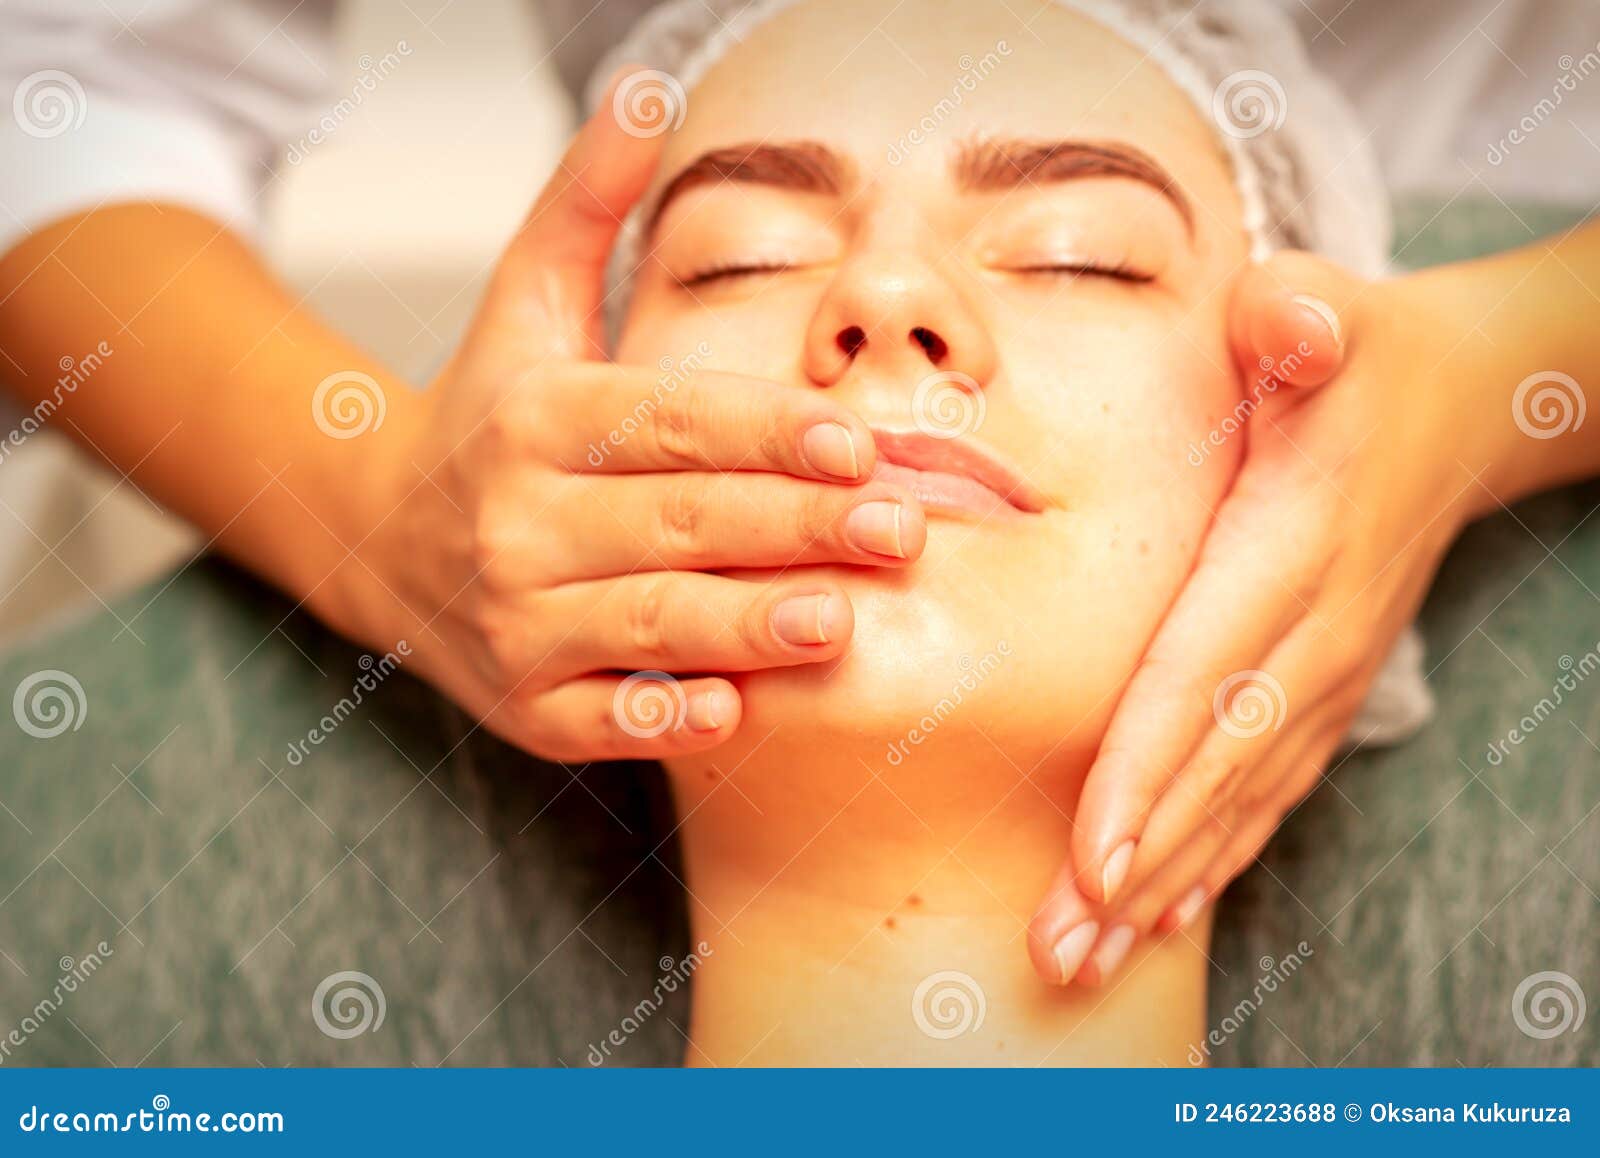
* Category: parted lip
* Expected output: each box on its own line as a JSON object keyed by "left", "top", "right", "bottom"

{"left": 869, "top": 428, "right": 1048, "bottom": 517}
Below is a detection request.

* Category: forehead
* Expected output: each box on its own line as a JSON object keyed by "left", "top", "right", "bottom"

{"left": 652, "top": 0, "right": 1237, "bottom": 211}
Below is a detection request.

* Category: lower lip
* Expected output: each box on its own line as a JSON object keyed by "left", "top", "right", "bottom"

{"left": 873, "top": 461, "right": 1025, "bottom": 520}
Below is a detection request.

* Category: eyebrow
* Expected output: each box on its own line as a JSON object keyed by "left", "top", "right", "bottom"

{"left": 645, "top": 142, "right": 852, "bottom": 236}
{"left": 955, "top": 137, "right": 1194, "bottom": 232}
{"left": 646, "top": 135, "right": 1193, "bottom": 236}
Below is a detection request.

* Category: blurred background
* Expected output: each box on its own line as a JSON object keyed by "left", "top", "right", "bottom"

{"left": 0, "top": 0, "right": 571, "bottom": 638}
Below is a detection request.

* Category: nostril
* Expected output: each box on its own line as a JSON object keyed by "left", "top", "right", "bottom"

{"left": 910, "top": 326, "right": 948, "bottom": 364}
{"left": 837, "top": 325, "right": 867, "bottom": 358}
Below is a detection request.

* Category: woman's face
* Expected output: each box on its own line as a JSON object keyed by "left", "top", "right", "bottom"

{"left": 618, "top": 0, "right": 1252, "bottom": 783}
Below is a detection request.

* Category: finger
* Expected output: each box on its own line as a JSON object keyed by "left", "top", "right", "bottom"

{"left": 535, "top": 572, "right": 860, "bottom": 677}
{"left": 1080, "top": 624, "right": 1344, "bottom": 915}
{"left": 1226, "top": 251, "right": 1354, "bottom": 389}
{"left": 1179, "top": 728, "right": 1348, "bottom": 917}
{"left": 525, "top": 475, "right": 925, "bottom": 582}
{"left": 486, "top": 68, "right": 671, "bottom": 360}
{"left": 549, "top": 365, "right": 880, "bottom": 482}
{"left": 1072, "top": 526, "right": 1326, "bottom": 903}
{"left": 1027, "top": 859, "right": 1102, "bottom": 986}
{"left": 510, "top": 673, "right": 741, "bottom": 764}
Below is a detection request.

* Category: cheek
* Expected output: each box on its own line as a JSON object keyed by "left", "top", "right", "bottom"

{"left": 614, "top": 285, "right": 810, "bottom": 376}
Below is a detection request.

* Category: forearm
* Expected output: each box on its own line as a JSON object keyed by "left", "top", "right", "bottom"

{"left": 0, "top": 204, "right": 416, "bottom": 642}
{"left": 1411, "top": 218, "right": 1600, "bottom": 512}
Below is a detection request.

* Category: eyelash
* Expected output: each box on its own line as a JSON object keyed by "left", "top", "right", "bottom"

{"left": 1006, "top": 260, "right": 1153, "bottom": 283}
{"left": 676, "top": 257, "right": 1153, "bottom": 288}
{"left": 677, "top": 260, "right": 794, "bottom": 288}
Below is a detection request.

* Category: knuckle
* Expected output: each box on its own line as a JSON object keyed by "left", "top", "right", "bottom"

{"left": 625, "top": 575, "right": 675, "bottom": 660}
{"left": 651, "top": 383, "right": 707, "bottom": 467}
{"left": 657, "top": 476, "right": 711, "bottom": 564}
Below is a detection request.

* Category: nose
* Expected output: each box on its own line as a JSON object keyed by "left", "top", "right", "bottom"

{"left": 802, "top": 251, "right": 998, "bottom": 390}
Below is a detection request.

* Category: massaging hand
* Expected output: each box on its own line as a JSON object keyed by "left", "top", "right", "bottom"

{"left": 1029, "top": 253, "right": 1485, "bottom": 986}
{"left": 356, "top": 80, "right": 925, "bottom": 762}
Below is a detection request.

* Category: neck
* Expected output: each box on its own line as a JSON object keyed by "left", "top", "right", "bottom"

{"left": 667, "top": 730, "right": 1211, "bottom": 1066}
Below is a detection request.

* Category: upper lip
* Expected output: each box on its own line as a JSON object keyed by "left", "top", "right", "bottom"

{"left": 869, "top": 428, "right": 1048, "bottom": 513}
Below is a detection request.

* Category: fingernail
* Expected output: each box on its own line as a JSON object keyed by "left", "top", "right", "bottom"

{"left": 686, "top": 690, "right": 723, "bottom": 732}
{"left": 1051, "top": 921, "right": 1099, "bottom": 984}
{"left": 801, "top": 422, "right": 861, "bottom": 480}
{"left": 845, "top": 500, "right": 905, "bottom": 558}
{"left": 1100, "top": 839, "right": 1136, "bottom": 903}
{"left": 1290, "top": 294, "right": 1342, "bottom": 351}
{"left": 772, "top": 593, "right": 844, "bottom": 646}
{"left": 1092, "top": 924, "right": 1137, "bottom": 979}
{"left": 1170, "top": 885, "right": 1207, "bottom": 929}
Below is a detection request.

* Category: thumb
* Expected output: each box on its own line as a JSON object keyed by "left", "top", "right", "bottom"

{"left": 1226, "top": 250, "right": 1355, "bottom": 389}
{"left": 486, "top": 68, "right": 680, "bottom": 360}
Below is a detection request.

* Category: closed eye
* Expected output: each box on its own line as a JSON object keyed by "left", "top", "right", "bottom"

{"left": 677, "top": 259, "right": 796, "bottom": 288}
{"left": 1004, "top": 260, "right": 1153, "bottom": 283}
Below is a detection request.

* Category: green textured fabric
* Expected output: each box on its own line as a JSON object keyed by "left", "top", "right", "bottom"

{"left": 1, "top": 199, "right": 1596, "bottom": 1067}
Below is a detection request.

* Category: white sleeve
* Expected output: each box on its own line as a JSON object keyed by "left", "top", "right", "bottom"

{"left": 0, "top": 0, "right": 337, "bottom": 256}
